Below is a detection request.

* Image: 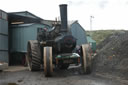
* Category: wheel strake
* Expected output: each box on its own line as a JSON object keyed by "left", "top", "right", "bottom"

{"left": 27, "top": 40, "right": 41, "bottom": 71}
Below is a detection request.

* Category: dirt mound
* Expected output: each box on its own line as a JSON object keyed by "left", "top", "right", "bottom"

{"left": 94, "top": 31, "right": 128, "bottom": 78}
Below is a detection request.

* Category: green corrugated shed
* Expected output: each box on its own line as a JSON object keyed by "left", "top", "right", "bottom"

{"left": 10, "top": 23, "right": 50, "bottom": 52}
{"left": 87, "top": 36, "right": 96, "bottom": 52}
{"left": 8, "top": 11, "right": 49, "bottom": 53}
{"left": 69, "top": 21, "right": 88, "bottom": 45}
{"left": 0, "top": 10, "right": 8, "bottom": 63}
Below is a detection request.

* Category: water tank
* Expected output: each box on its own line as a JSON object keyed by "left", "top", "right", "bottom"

{"left": 0, "top": 10, "right": 8, "bottom": 63}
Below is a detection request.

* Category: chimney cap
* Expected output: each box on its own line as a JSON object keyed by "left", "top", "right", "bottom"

{"left": 59, "top": 4, "right": 67, "bottom": 6}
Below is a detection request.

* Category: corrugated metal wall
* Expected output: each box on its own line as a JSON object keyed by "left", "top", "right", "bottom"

{"left": 70, "top": 21, "right": 87, "bottom": 45}
{"left": 10, "top": 23, "right": 50, "bottom": 52}
{"left": 0, "top": 10, "right": 8, "bottom": 63}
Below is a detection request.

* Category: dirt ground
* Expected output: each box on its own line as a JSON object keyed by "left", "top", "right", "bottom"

{"left": 0, "top": 66, "right": 128, "bottom": 85}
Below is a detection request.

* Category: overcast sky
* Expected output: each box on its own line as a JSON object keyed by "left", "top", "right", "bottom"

{"left": 1, "top": 0, "right": 128, "bottom": 30}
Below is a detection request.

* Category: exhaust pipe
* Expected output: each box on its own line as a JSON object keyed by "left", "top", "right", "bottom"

{"left": 59, "top": 4, "right": 68, "bottom": 32}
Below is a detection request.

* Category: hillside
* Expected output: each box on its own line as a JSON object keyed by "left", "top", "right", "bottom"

{"left": 86, "top": 30, "right": 125, "bottom": 45}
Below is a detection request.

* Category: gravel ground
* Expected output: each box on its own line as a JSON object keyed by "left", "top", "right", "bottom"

{"left": 0, "top": 66, "right": 128, "bottom": 85}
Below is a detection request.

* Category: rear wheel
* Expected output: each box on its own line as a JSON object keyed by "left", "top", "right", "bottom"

{"left": 81, "top": 44, "right": 92, "bottom": 74}
{"left": 44, "top": 47, "right": 53, "bottom": 77}
{"left": 26, "top": 40, "right": 41, "bottom": 71}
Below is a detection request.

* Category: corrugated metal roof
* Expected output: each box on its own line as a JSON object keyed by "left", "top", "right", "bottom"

{"left": 8, "top": 11, "right": 43, "bottom": 25}
{"left": 42, "top": 20, "right": 77, "bottom": 28}
{"left": 8, "top": 11, "right": 43, "bottom": 20}
{"left": 8, "top": 11, "right": 78, "bottom": 28}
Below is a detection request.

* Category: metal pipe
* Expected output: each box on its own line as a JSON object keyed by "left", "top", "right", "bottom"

{"left": 59, "top": 4, "right": 68, "bottom": 32}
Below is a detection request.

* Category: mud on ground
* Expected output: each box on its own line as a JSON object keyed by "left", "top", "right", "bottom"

{"left": 0, "top": 66, "right": 128, "bottom": 85}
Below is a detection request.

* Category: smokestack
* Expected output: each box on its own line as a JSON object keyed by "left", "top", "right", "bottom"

{"left": 59, "top": 4, "right": 68, "bottom": 32}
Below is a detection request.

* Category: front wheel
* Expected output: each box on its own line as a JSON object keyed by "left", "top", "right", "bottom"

{"left": 43, "top": 47, "right": 53, "bottom": 77}
{"left": 81, "top": 44, "right": 92, "bottom": 74}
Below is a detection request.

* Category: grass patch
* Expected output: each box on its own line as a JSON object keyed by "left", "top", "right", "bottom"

{"left": 86, "top": 30, "right": 125, "bottom": 45}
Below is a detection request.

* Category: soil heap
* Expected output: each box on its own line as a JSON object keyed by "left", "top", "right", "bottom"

{"left": 94, "top": 31, "right": 128, "bottom": 78}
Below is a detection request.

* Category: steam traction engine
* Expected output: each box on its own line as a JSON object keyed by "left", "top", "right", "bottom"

{"left": 27, "top": 4, "right": 92, "bottom": 77}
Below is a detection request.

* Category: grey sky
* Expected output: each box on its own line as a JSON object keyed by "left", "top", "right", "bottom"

{"left": 0, "top": 0, "right": 128, "bottom": 30}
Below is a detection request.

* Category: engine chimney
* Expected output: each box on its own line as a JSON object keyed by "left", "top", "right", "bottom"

{"left": 59, "top": 4, "right": 68, "bottom": 32}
